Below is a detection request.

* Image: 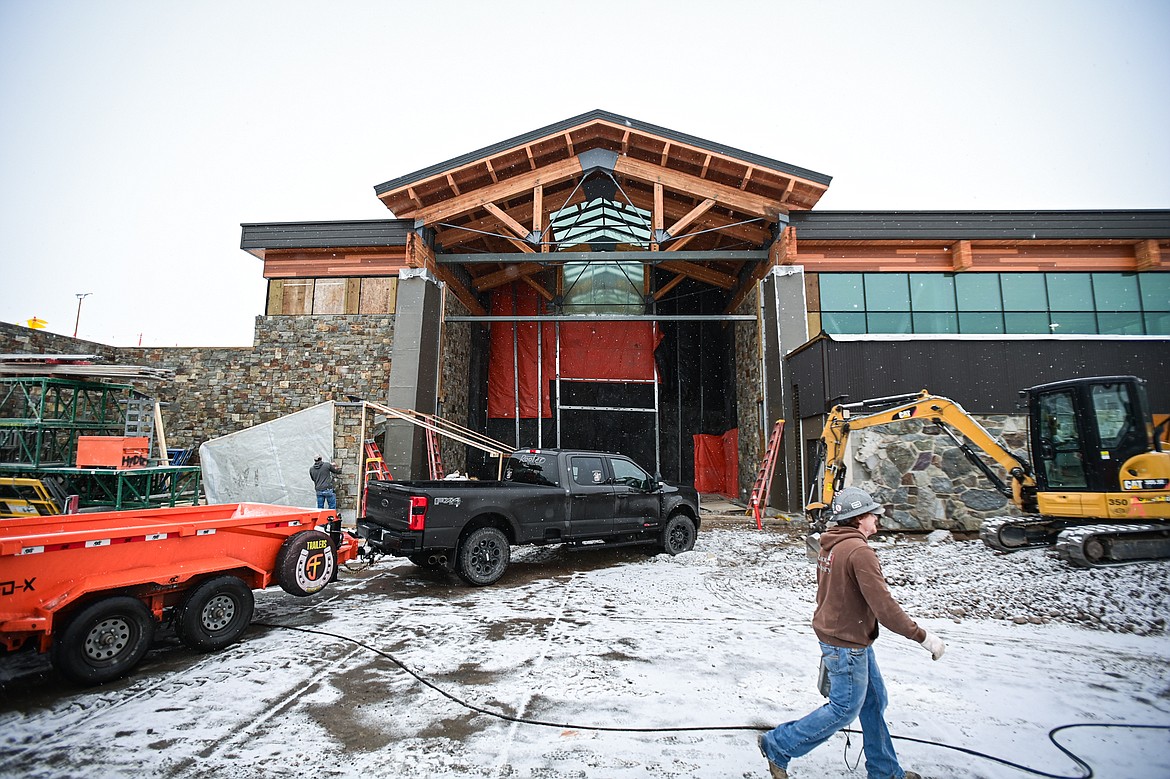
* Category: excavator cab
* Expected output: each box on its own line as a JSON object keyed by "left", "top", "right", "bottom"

{"left": 1025, "top": 375, "right": 1157, "bottom": 493}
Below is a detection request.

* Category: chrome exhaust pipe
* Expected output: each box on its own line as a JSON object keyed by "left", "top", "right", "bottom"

{"left": 428, "top": 554, "right": 447, "bottom": 566}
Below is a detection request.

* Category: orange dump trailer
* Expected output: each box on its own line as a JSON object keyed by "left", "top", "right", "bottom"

{"left": 0, "top": 502, "right": 359, "bottom": 684}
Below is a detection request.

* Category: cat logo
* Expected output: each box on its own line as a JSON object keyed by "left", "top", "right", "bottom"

{"left": 893, "top": 408, "right": 918, "bottom": 421}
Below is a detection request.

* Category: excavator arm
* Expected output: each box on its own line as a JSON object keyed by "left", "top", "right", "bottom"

{"left": 807, "top": 390, "right": 1037, "bottom": 526}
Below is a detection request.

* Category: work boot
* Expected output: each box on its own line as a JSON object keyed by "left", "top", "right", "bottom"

{"left": 756, "top": 734, "right": 789, "bottom": 779}
{"left": 903, "top": 772, "right": 923, "bottom": 779}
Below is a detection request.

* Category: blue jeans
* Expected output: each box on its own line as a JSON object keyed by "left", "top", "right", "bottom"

{"left": 760, "top": 642, "right": 905, "bottom": 779}
{"left": 316, "top": 489, "right": 337, "bottom": 510}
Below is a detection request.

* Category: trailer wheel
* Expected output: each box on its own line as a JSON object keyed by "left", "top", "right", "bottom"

{"left": 455, "top": 527, "right": 511, "bottom": 586}
{"left": 51, "top": 596, "right": 155, "bottom": 685}
{"left": 175, "top": 576, "right": 255, "bottom": 651}
{"left": 660, "top": 514, "right": 697, "bottom": 555}
{"left": 275, "top": 530, "right": 336, "bottom": 596}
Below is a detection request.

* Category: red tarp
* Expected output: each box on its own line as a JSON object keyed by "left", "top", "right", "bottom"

{"left": 487, "top": 285, "right": 661, "bottom": 419}
{"left": 693, "top": 428, "right": 739, "bottom": 496}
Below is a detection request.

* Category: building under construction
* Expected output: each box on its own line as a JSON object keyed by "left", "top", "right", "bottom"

{"left": 3, "top": 110, "right": 1168, "bottom": 525}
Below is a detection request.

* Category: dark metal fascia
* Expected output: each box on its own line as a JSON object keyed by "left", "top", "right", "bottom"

{"left": 239, "top": 219, "right": 415, "bottom": 251}
{"left": 436, "top": 250, "right": 768, "bottom": 264}
{"left": 373, "top": 109, "right": 832, "bottom": 196}
{"left": 789, "top": 210, "right": 1170, "bottom": 240}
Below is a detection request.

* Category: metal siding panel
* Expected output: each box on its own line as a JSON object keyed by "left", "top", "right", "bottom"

{"left": 787, "top": 338, "right": 1170, "bottom": 414}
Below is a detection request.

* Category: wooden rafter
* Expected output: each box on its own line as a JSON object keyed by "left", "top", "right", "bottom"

{"left": 399, "top": 156, "right": 584, "bottom": 225}
{"left": 522, "top": 274, "right": 554, "bottom": 301}
{"left": 657, "top": 260, "right": 736, "bottom": 289}
{"left": 653, "top": 273, "right": 687, "bottom": 300}
{"left": 700, "top": 154, "right": 712, "bottom": 178}
{"left": 472, "top": 262, "right": 548, "bottom": 292}
{"left": 1136, "top": 239, "right": 1163, "bottom": 270}
{"left": 740, "top": 166, "right": 755, "bottom": 190}
{"left": 484, "top": 159, "right": 498, "bottom": 184}
{"left": 614, "top": 155, "right": 785, "bottom": 219}
{"left": 666, "top": 198, "right": 716, "bottom": 239}
{"left": 446, "top": 174, "right": 461, "bottom": 196}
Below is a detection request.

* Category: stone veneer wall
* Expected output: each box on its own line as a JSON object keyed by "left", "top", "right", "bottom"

{"left": 734, "top": 293, "right": 762, "bottom": 503}
{"left": 437, "top": 292, "right": 471, "bottom": 476}
{"left": 1, "top": 316, "right": 395, "bottom": 515}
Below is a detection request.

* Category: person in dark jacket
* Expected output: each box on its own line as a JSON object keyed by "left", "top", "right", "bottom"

{"left": 757, "top": 486, "right": 945, "bottom": 779}
{"left": 309, "top": 456, "right": 342, "bottom": 510}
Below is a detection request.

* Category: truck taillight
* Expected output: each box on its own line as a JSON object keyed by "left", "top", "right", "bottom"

{"left": 408, "top": 496, "right": 428, "bottom": 531}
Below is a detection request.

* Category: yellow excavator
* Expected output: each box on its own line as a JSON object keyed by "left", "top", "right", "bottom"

{"left": 805, "top": 375, "right": 1170, "bottom": 567}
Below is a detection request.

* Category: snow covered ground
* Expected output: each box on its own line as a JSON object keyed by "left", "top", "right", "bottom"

{"left": 2, "top": 525, "right": 1169, "bottom": 778}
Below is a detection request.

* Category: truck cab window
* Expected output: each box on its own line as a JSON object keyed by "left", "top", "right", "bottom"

{"left": 504, "top": 454, "right": 560, "bottom": 487}
{"left": 570, "top": 456, "right": 606, "bottom": 486}
{"left": 610, "top": 457, "right": 652, "bottom": 491}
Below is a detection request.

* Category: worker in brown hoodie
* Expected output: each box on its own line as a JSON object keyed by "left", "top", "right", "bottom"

{"left": 757, "top": 486, "right": 945, "bottom": 779}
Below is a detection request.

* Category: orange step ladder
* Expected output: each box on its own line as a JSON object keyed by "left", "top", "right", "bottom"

{"left": 748, "top": 419, "right": 785, "bottom": 530}
{"left": 361, "top": 440, "right": 393, "bottom": 516}
{"left": 426, "top": 428, "right": 445, "bottom": 480}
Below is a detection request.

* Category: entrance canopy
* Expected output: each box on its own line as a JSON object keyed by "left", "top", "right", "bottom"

{"left": 374, "top": 110, "right": 831, "bottom": 315}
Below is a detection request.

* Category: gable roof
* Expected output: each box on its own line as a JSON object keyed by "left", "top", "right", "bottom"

{"left": 373, "top": 109, "right": 831, "bottom": 257}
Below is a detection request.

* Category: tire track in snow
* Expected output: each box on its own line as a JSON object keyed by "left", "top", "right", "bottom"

{"left": 488, "top": 572, "right": 577, "bottom": 779}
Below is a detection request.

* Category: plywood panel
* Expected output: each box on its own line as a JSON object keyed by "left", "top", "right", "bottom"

{"left": 360, "top": 277, "right": 397, "bottom": 314}
{"left": 266, "top": 280, "right": 284, "bottom": 316}
{"left": 313, "top": 279, "right": 346, "bottom": 314}
{"left": 282, "top": 280, "right": 313, "bottom": 315}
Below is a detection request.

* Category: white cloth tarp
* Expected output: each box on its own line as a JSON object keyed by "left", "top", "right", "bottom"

{"left": 199, "top": 401, "right": 334, "bottom": 508}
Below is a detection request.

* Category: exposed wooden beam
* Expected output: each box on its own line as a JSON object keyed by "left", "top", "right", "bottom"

{"left": 446, "top": 174, "right": 461, "bottom": 196}
{"left": 951, "top": 239, "right": 974, "bottom": 271}
{"left": 407, "top": 187, "right": 423, "bottom": 209}
{"left": 666, "top": 198, "right": 716, "bottom": 238}
{"left": 725, "top": 225, "right": 795, "bottom": 312}
{"left": 740, "top": 166, "right": 755, "bottom": 190}
{"left": 654, "top": 183, "right": 665, "bottom": 234}
{"left": 1136, "top": 239, "right": 1163, "bottom": 270}
{"left": 401, "top": 156, "right": 584, "bottom": 225}
{"left": 522, "top": 274, "right": 554, "bottom": 301}
{"left": 533, "top": 185, "right": 546, "bottom": 252}
{"left": 660, "top": 141, "right": 671, "bottom": 166}
{"left": 434, "top": 264, "right": 486, "bottom": 316}
{"left": 653, "top": 273, "right": 687, "bottom": 300}
{"left": 439, "top": 250, "right": 766, "bottom": 264}
{"left": 657, "top": 260, "right": 737, "bottom": 289}
{"left": 564, "top": 132, "right": 575, "bottom": 156}
{"left": 473, "top": 262, "right": 547, "bottom": 292}
{"left": 484, "top": 159, "right": 498, "bottom": 184}
{"left": 525, "top": 145, "right": 536, "bottom": 170}
{"left": 613, "top": 155, "right": 785, "bottom": 219}
{"left": 700, "top": 154, "right": 712, "bottom": 178}
{"left": 484, "top": 202, "right": 532, "bottom": 240}
{"left": 621, "top": 130, "right": 631, "bottom": 155}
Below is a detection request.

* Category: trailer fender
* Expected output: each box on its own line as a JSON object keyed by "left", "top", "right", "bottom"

{"left": 275, "top": 530, "right": 336, "bottom": 597}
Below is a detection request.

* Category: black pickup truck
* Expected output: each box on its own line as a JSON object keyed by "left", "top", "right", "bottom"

{"left": 357, "top": 449, "right": 701, "bottom": 585}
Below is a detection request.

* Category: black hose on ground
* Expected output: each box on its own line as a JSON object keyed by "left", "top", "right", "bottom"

{"left": 254, "top": 620, "right": 1170, "bottom": 779}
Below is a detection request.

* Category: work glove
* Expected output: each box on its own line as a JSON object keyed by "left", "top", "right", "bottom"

{"left": 920, "top": 631, "right": 946, "bottom": 661}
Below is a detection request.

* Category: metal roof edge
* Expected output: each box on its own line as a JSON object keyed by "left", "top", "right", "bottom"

{"left": 373, "top": 109, "right": 832, "bottom": 195}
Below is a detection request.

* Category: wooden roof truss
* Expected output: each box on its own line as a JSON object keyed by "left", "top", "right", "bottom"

{"left": 376, "top": 115, "right": 829, "bottom": 314}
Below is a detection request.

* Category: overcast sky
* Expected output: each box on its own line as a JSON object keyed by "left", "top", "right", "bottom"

{"left": 1, "top": 0, "right": 1167, "bottom": 347}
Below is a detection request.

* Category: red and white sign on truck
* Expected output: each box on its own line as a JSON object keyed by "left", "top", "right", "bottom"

{"left": 0, "top": 502, "right": 359, "bottom": 684}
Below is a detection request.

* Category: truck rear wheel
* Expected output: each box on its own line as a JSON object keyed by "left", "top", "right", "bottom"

{"left": 275, "top": 530, "right": 336, "bottom": 596}
{"left": 51, "top": 596, "right": 155, "bottom": 685}
{"left": 175, "top": 575, "right": 255, "bottom": 651}
{"left": 456, "top": 527, "right": 511, "bottom": 586}
{"left": 660, "top": 514, "right": 697, "bottom": 555}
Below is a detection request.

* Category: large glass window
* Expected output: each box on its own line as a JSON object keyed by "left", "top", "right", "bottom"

{"left": 818, "top": 272, "right": 1166, "bottom": 335}
{"left": 561, "top": 262, "right": 644, "bottom": 314}
{"left": 1001, "top": 273, "right": 1048, "bottom": 311}
{"left": 956, "top": 274, "right": 1002, "bottom": 311}
{"left": 911, "top": 274, "right": 955, "bottom": 311}
{"left": 865, "top": 274, "right": 910, "bottom": 312}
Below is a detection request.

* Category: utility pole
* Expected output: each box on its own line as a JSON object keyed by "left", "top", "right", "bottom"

{"left": 73, "top": 293, "right": 92, "bottom": 338}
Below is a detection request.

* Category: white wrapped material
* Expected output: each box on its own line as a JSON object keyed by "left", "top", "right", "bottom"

{"left": 199, "top": 402, "right": 334, "bottom": 508}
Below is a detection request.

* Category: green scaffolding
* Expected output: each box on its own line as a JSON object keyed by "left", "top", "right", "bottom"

{"left": 0, "top": 377, "right": 128, "bottom": 469}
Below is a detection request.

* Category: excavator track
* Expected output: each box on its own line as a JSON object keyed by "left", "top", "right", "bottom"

{"left": 979, "top": 516, "right": 1067, "bottom": 552}
{"left": 1054, "top": 522, "right": 1170, "bottom": 567}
